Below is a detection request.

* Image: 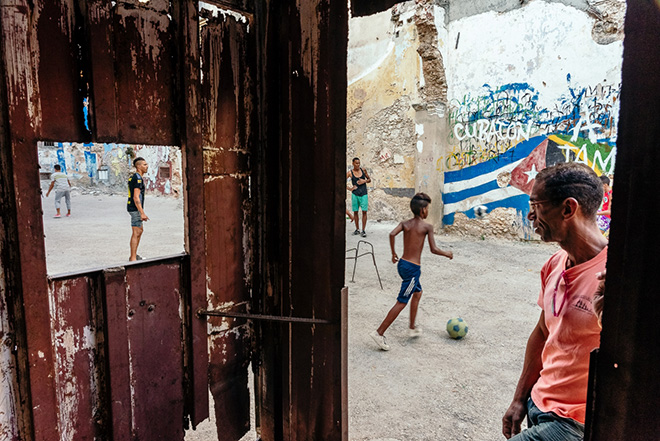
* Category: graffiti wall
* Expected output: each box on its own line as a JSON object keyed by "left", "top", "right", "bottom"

{"left": 439, "top": 0, "right": 624, "bottom": 237}
{"left": 442, "top": 78, "right": 618, "bottom": 224}
{"left": 345, "top": 0, "right": 625, "bottom": 236}
{"left": 38, "top": 142, "right": 183, "bottom": 198}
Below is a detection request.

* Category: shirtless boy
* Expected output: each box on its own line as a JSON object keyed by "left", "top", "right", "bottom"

{"left": 370, "top": 192, "right": 453, "bottom": 351}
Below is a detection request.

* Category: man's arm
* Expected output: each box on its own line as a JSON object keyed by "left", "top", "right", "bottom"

{"left": 132, "top": 188, "right": 149, "bottom": 221}
{"left": 347, "top": 171, "right": 357, "bottom": 191}
{"left": 389, "top": 222, "right": 403, "bottom": 263}
{"left": 502, "top": 311, "right": 549, "bottom": 439}
{"left": 46, "top": 180, "right": 55, "bottom": 197}
{"left": 593, "top": 270, "right": 606, "bottom": 327}
{"left": 363, "top": 169, "right": 371, "bottom": 184}
{"left": 426, "top": 225, "right": 453, "bottom": 259}
{"left": 597, "top": 196, "right": 612, "bottom": 216}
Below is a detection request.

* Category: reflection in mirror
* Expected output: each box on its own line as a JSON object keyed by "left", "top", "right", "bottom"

{"left": 38, "top": 141, "right": 185, "bottom": 275}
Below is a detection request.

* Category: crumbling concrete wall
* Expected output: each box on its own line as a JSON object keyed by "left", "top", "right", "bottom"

{"left": 38, "top": 142, "right": 183, "bottom": 198}
{"left": 347, "top": 1, "right": 447, "bottom": 226}
{"left": 447, "top": 0, "right": 625, "bottom": 45}
{"left": 440, "top": 0, "right": 624, "bottom": 239}
{"left": 347, "top": 0, "right": 625, "bottom": 238}
{"left": 347, "top": 4, "right": 419, "bottom": 222}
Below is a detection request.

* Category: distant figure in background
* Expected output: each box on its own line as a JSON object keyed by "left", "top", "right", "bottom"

{"left": 596, "top": 175, "right": 612, "bottom": 238}
{"left": 128, "top": 157, "right": 149, "bottom": 261}
{"left": 347, "top": 157, "right": 371, "bottom": 237}
{"left": 46, "top": 164, "right": 71, "bottom": 218}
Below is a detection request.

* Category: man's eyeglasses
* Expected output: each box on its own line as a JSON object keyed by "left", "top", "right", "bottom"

{"left": 529, "top": 200, "right": 553, "bottom": 211}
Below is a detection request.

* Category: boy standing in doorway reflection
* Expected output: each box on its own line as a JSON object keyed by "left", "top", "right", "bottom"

{"left": 127, "top": 157, "right": 149, "bottom": 261}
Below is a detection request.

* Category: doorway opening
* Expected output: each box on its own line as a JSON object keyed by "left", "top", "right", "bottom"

{"left": 38, "top": 141, "right": 185, "bottom": 275}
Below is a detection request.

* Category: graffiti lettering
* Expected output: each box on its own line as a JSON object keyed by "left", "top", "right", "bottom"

{"left": 443, "top": 76, "right": 620, "bottom": 172}
{"left": 570, "top": 116, "right": 601, "bottom": 144}
{"left": 453, "top": 119, "right": 533, "bottom": 143}
{"left": 557, "top": 144, "right": 616, "bottom": 174}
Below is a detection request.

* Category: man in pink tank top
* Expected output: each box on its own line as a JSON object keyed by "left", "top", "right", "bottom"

{"left": 502, "top": 163, "right": 608, "bottom": 441}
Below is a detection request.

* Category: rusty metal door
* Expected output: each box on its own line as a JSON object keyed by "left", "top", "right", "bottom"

{"left": 1, "top": 0, "right": 348, "bottom": 440}
{"left": 248, "top": 1, "right": 349, "bottom": 440}
{"left": 0, "top": 1, "right": 206, "bottom": 439}
{"left": 197, "top": 9, "right": 255, "bottom": 440}
{"left": 47, "top": 258, "right": 190, "bottom": 440}
{"left": 194, "top": 3, "right": 350, "bottom": 439}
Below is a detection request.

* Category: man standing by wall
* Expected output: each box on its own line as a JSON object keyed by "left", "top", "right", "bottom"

{"left": 45, "top": 164, "right": 72, "bottom": 218}
{"left": 502, "top": 162, "right": 607, "bottom": 441}
{"left": 347, "top": 157, "right": 371, "bottom": 237}
{"left": 128, "top": 157, "right": 149, "bottom": 261}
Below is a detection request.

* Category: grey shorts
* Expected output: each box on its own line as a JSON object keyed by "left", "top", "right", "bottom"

{"left": 129, "top": 211, "right": 143, "bottom": 228}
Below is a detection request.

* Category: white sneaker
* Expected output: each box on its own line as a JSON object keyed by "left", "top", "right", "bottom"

{"left": 408, "top": 327, "right": 422, "bottom": 338}
{"left": 369, "top": 330, "right": 390, "bottom": 351}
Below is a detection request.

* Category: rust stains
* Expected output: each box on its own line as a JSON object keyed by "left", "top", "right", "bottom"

{"left": 1, "top": 1, "right": 42, "bottom": 130}
{"left": 0, "top": 266, "right": 20, "bottom": 440}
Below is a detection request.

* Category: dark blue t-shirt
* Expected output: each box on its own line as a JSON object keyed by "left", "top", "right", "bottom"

{"left": 127, "top": 173, "right": 145, "bottom": 212}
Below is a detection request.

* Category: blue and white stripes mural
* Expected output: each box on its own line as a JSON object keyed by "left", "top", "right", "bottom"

{"left": 442, "top": 135, "right": 542, "bottom": 224}
{"left": 441, "top": 77, "right": 619, "bottom": 228}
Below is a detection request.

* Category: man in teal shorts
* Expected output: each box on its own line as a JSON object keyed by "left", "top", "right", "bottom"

{"left": 347, "top": 157, "right": 371, "bottom": 237}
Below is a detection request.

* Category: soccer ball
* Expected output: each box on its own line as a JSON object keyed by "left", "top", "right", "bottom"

{"left": 474, "top": 205, "right": 488, "bottom": 219}
{"left": 446, "top": 317, "right": 468, "bottom": 339}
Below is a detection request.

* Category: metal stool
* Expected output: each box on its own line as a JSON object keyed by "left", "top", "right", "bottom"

{"left": 346, "top": 240, "right": 383, "bottom": 289}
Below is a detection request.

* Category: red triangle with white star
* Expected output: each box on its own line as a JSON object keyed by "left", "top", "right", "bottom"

{"left": 510, "top": 139, "right": 548, "bottom": 195}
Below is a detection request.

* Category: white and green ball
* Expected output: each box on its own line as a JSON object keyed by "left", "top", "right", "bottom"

{"left": 446, "top": 317, "right": 468, "bottom": 339}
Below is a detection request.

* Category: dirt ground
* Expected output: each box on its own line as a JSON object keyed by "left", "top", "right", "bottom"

{"left": 42, "top": 193, "right": 559, "bottom": 440}
{"left": 345, "top": 220, "right": 557, "bottom": 441}
{"left": 41, "top": 191, "right": 185, "bottom": 275}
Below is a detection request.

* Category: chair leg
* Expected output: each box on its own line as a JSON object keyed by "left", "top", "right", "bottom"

{"left": 351, "top": 242, "right": 360, "bottom": 282}
{"left": 371, "top": 251, "right": 383, "bottom": 290}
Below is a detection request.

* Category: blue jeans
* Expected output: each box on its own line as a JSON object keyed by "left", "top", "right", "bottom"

{"left": 510, "top": 398, "right": 584, "bottom": 441}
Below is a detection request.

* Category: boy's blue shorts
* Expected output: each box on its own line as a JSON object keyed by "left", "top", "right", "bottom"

{"left": 397, "top": 259, "right": 422, "bottom": 303}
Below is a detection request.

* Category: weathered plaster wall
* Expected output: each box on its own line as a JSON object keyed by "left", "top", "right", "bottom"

{"left": 347, "top": 3, "right": 419, "bottom": 221}
{"left": 440, "top": 0, "right": 623, "bottom": 239}
{"left": 447, "top": 0, "right": 588, "bottom": 21}
{"left": 347, "top": 0, "right": 625, "bottom": 237}
{"left": 348, "top": 2, "right": 447, "bottom": 224}
{"left": 447, "top": 0, "right": 625, "bottom": 46}
{"left": 37, "top": 142, "right": 183, "bottom": 198}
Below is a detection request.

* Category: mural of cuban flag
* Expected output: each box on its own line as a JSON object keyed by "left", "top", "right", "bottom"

{"left": 441, "top": 134, "right": 581, "bottom": 225}
{"left": 443, "top": 78, "right": 619, "bottom": 228}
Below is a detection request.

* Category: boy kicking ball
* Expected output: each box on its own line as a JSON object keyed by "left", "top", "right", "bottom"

{"left": 370, "top": 193, "right": 454, "bottom": 351}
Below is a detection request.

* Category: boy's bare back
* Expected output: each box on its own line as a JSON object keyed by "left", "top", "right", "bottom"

{"left": 390, "top": 217, "right": 453, "bottom": 265}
